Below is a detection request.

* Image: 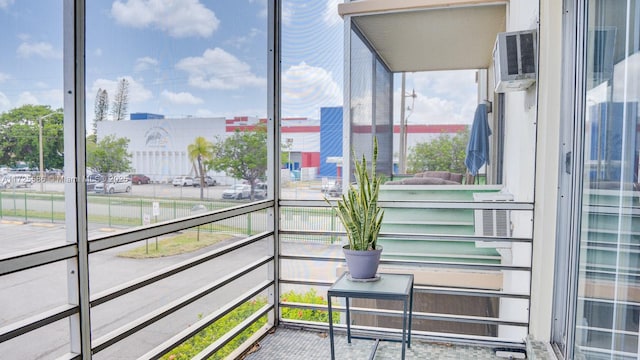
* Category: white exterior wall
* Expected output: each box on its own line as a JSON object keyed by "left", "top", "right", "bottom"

{"left": 490, "top": 0, "right": 562, "bottom": 343}
{"left": 97, "top": 117, "right": 227, "bottom": 183}
{"left": 485, "top": 0, "right": 561, "bottom": 343}
{"left": 282, "top": 132, "right": 320, "bottom": 153}
{"left": 529, "top": 0, "right": 562, "bottom": 342}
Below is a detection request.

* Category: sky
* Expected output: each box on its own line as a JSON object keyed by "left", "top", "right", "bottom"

{"left": 0, "top": 0, "right": 477, "bottom": 125}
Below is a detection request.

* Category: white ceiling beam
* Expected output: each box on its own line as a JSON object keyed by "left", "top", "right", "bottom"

{"left": 338, "top": 0, "right": 508, "bottom": 18}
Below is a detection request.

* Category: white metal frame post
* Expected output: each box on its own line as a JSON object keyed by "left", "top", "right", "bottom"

{"left": 64, "top": 0, "right": 92, "bottom": 357}
{"left": 267, "top": 0, "right": 281, "bottom": 328}
{"left": 342, "top": 13, "right": 352, "bottom": 194}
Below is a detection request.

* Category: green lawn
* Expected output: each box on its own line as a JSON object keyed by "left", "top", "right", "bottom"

{"left": 118, "top": 230, "right": 235, "bottom": 258}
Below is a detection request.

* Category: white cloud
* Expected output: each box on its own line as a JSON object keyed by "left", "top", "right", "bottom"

{"left": 226, "top": 28, "right": 261, "bottom": 49}
{"left": 323, "top": 0, "right": 342, "bottom": 27}
{"left": 250, "top": 0, "right": 268, "bottom": 18}
{"left": 281, "top": 2, "right": 294, "bottom": 25}
{"left": 250, "top": 0, "right": 292, "bottom": 25}
{"left": 111, "top": 0, "right": 219, "bottom": 38}
{"left": 94, "top": 48, "right": 103, "bottom": 57}
{"left": 17, "top": 42, "right": 62, "bottom": 59}
{"left": 161, "top": 90, "right": 203, "bottom": 105}
{"left": 40, "top": 89, "right": 64, "bottom": 109}
{"left": 398, "top": 70, "right": 477, "bottom": 125}
{"left": 16, "top": 91, "right": 39, "bottom": 106}
{"left": 282, "top": 62, "right": 342, "bottom": 118}
{"left": 135, "top": 56, "right": 159, "bottom": 72}
{"left": 0, "top": 72, "right": 9, "bottom": 82}
{"left": 411, "top": 70, "right": 477, "bottom": 103}
{"left": 90, "top": 76, "right": 153, "bottom": 104}
{"left": 0, "top": 0, "right": 14, "bottom": 9}
{"left": 194, "top": 108, "right": 216, "bottom": 118}
{"left": 249, "top": 0, "right": 293, "bottom": 25}
{"left": 176, "top": 47, "right": 266, "bottom": 90}
{"left": 0, "top": 92, "right": 10, "bottom": 112}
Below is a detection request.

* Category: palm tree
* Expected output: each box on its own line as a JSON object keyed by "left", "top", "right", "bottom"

{"left": 188, "top": 136, "right": 214, "bottom": 200}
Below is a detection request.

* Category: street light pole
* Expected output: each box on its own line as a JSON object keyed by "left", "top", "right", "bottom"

{"left": 399, "top": 74, "right": 407, "bottom": 174}
{"left": 38, "top": 112, "right": 61, "bottom": 192}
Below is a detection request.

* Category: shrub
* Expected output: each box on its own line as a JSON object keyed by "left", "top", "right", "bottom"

{"left": 281, "top": 288, "right": 339, "bottom": 323}
{"left": 163, "top": 289, "right": 337, "bottom": 360}
{"left": 162, "top": 299, "right": 267, "bottom": 360}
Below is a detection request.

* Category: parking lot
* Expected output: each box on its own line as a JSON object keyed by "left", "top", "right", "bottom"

{"left": 2, "top": 178, "right": 329, "bottom": 201}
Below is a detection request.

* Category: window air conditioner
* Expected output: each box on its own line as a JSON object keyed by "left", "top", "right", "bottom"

{"left": 473, "top": 192, "right": 513, "bottom": 249}
{"left": 493, "top": 30, "right": 537, "bottom": 93}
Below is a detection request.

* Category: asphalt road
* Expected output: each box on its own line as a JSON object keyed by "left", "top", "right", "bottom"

{"left": 0, "top": 221, "right": 273, "bottom": 359}
{"left": 0, "top": 180, "right": 343, "bottom": 358}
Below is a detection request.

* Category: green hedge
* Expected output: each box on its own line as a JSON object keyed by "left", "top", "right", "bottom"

{"left": 162, "top": 289, "right": 336, "bottom": 359}
{"left": 161, "top": 299, "right": 267, "bottom": 360}
{"left": 281, "top": 288, "right": 339, "bottom": 323}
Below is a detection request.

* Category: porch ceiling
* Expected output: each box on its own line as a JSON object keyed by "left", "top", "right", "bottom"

{"left": 339, "top": 0, "right": 507, "bottom": 72}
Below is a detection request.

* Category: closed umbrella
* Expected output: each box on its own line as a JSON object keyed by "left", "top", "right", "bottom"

{"left": 465, "top": 103, "right": 492, "bottom": 176}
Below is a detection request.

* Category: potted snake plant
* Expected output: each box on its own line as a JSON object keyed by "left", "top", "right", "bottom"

{"left": 329, "top": 138, "right": 384, "bottom": 280}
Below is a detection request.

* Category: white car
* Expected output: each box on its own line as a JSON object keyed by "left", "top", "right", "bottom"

{"left": 172, "top": 176, "right": 194, "bottom": 187}
{"left": 94, "top": 178, "right": 132, "bottom": 194}
{"left": 222, "top": 184, "right": 251, "bottom": 200}
{"left": 0, "top": 173, "right": 34, "bottom": 188}
{"left": 254, "top": 182, "right": 267, "bottom": 199}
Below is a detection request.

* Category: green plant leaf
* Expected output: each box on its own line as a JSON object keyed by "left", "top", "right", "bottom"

{"left": 327, "top": 138, "right": 384, "bottom": 251}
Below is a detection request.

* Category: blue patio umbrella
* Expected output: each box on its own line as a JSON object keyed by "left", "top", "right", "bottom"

{"left": 465, "top": 103, "right": 492, "bottom": 176}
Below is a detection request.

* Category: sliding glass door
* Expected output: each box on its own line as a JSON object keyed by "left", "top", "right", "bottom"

{"left": 565, "top": 1, "right": 640, "bottom": 358}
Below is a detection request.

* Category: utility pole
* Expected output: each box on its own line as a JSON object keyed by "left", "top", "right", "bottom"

{"left": 398, "top": 73, "right": 416, "bottom": 174}
{"left": 39, "top": 116, "right": 44, "bottom": 191}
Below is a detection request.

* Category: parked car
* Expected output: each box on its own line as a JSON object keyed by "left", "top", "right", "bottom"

{"left": 192, "top": 176, "right": 217, "bottom": 187}
{"left": 322, "top": 180, "right": 339, "bottom": 193}
{"left": 85, "top": 173, "right": 104, "bottom": 192}
{"left": 0, "top": 173, "right": 34, "bottom": 189}
{"left": 254, "top": 182, "right": 267, "bottom": 199}
{"left": 94, "top": 177, "right": 132, "bottom": 194}
{"left": 172, "top": 176, "right": 194, "bottom": 187}
{"left": 222, "top": 184, "right": 251, "bottom": 200}
{"left": 86, "top": 173, "right": 104, "bottom": 183}
{"left": 326, "top": 181, "right": 343, "bottom": 197}
{"left": 129, "top": 174, "right": 151, "bottom": 185}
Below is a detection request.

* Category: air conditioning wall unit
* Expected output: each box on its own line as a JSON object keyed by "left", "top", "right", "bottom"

{"left": 493, "top": 30, "right": 537, "bottom": 93}
{"left": 473, "top": 192, "right": 514, "bottom": 249}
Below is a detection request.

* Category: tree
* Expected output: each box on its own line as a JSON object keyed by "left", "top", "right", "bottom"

{"left": 209, "top": 125, "right": 267, "bottom": 200}
{"left": 111, "top": 78, "right": 129, "bottom": 121}
{"left": 93, "top": 88, "right": 109, "bottom": 133}
{"left": 188, "top": 136, "right": 214, "bottom": 200}
{"left": 0, "top": 105, "right": 64, "bottom": 169}
{"left": 407, "top": 128, "right": 470, "bottom": 174}
{"left": 86, "top": 135, "right": 132, "bottom": 182}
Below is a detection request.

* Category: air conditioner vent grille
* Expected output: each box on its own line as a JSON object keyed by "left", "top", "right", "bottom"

{"left": 495, "top": 210, "right": 509, "bottom": 237}
{"left": 493, "top": 29, "right": 537, "bottom": 92}
{"left": 506, "top": 35, "right": 519, "bottom": 75}
{"left": 473, "top": 192, "right": 514, "bottom": 239}
{"left": 520, "top": 33, "right": 536, "bottom": 73}
{"left": 482, "top": 209, "right": 494, "bottom": 236}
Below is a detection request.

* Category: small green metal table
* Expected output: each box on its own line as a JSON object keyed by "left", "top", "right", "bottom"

{"left": 327, "top": 272, "right": 414, "bottom": 359}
